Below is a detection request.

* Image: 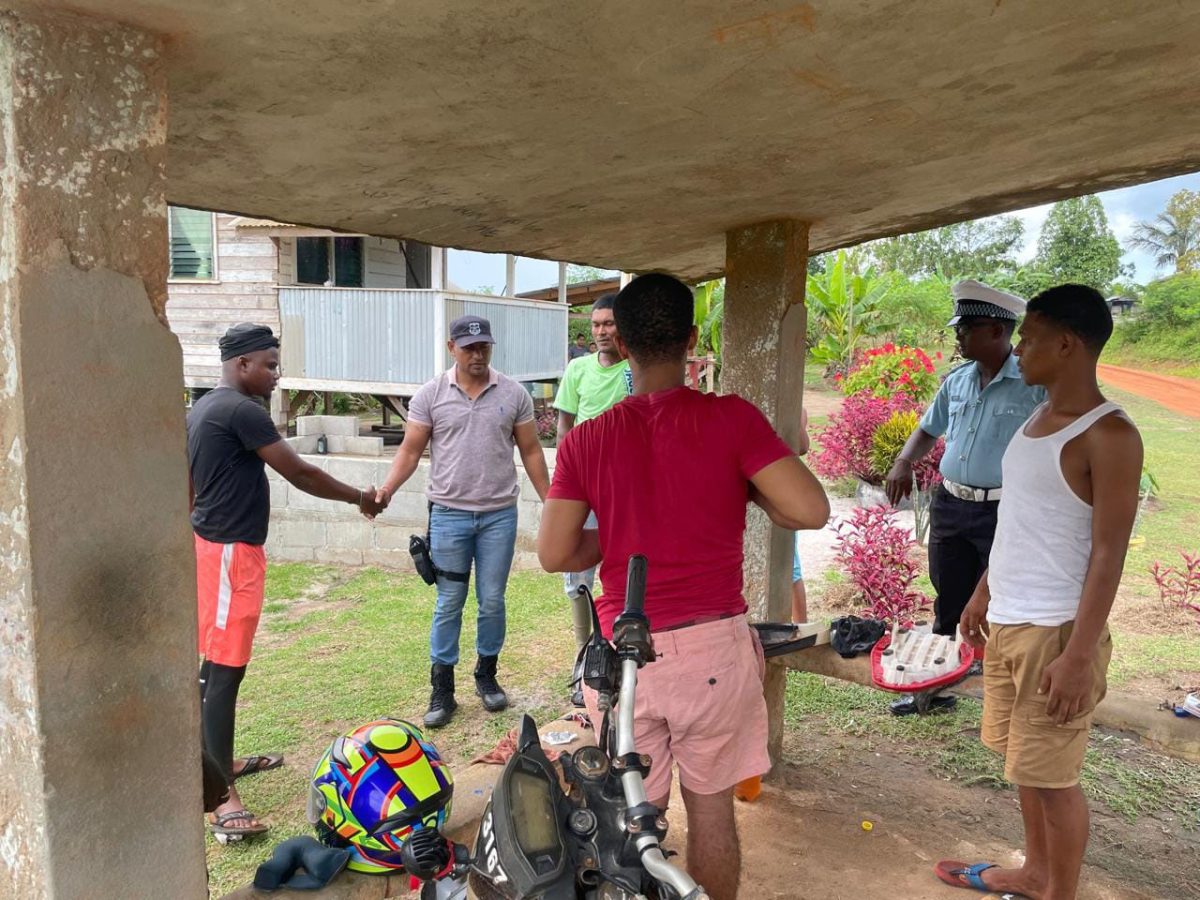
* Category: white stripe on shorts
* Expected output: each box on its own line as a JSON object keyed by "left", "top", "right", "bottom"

{"left": 215, "top": 543, "right": 235, "bottom": 630}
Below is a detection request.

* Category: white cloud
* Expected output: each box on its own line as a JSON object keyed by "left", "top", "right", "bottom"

{"left": 1004, "top": 172, "right": 1200, "bottom": 282}
{"left": 1011, "top": 203, "right": 1052, "bottom": 262}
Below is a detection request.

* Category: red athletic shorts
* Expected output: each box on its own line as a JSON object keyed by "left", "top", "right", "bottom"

{"left": 195, "top": 534, "right": 267, "bottom": 667}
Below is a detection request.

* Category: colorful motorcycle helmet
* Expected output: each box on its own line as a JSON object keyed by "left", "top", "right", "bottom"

{"left": 307, "top": 718, "right": 454, "bottom": 874}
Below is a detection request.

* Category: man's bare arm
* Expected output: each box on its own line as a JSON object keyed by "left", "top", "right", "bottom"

{"left": 1065, "top": 417, "right": 1143, "bottom": 656}
{"left": 1041, "top": 416, "right": 1142, "bottom": 722}
{"left": 257, "top": 440, "right": 385, "bottom": 516}
{"left": 556, "top": 411, "right": 577, "bottom": 444}
{"left": 885, "top": 428, "right": 938, "bottom": 506}
{"left": 377, "top": 421, "right": 432, "bottom": 502}
{"left": 748, "top": 456, "right": 830, "bottom": 530}
{"left": 959, "top": 568, "right": 991, "bottom": 648}
{"left": 537, "top": 498, "right": 601, "bottom": 572}
{"left": 514, "top": 419, "right": 551, "bottom": 501}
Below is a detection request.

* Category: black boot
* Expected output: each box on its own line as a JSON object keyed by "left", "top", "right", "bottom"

{"left": 424, "top": 664, "right": 457, "bottom": 729}
{"left": 474, "top": 655, "right": 509, "bottom": 712}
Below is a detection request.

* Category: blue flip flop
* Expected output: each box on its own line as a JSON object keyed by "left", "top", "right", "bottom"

{"left": 934, "top": 860, "right": 998, "bottom": 892}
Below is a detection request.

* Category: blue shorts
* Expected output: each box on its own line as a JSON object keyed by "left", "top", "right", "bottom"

{"left": 793, "top": 533, "right": 803, "bottom": 583}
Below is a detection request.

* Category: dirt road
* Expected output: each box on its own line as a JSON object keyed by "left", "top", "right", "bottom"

{"left": 665, "top": 733, "right": 1178, "bottom": 900}
{"left": 1097, "top": 364, "right": 1200, "bottom": 418}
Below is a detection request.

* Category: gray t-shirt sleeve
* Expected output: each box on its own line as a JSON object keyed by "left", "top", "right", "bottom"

{"left": 515, "top": 389, "right": 535, "bottom": 426}
{"left": 407, "top": 380, "right": 436, "bottom": 426}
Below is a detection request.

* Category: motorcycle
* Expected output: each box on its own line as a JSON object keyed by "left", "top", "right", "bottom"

{"left": 402, "top": 555, "right": 709, "bottom": 899}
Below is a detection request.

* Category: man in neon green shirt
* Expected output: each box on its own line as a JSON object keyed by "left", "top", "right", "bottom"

{"left": 556, "top": 297, "right": 632, "bottom": 425}
{"left": 554, "top": 293, "right": 631, "bottom": 704}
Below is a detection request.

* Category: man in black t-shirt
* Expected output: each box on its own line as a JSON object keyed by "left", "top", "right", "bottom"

{"left": 188, "top": 323, "right": 386, "bottom": 841}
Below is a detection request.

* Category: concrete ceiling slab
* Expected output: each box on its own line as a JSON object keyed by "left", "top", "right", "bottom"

{"left": 24, "top": 1, "right": 1200, "bottom": 279}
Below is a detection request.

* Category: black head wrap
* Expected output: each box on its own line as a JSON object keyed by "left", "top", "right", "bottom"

{"left": 219, "top": 323, "right": 279, "bottom": 361}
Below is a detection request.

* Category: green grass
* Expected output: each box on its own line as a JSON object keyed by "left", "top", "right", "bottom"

{"left": 1101, "top": 387, "right": 1200, "bottom": 596}
{"left": 206, "top": 568, "right": 576, "bottom": 896}
{"left": 784, "top": 671, "right": 1008, "bottom": 787}
{"left": 208, "top": 562, "right": 1200, "bottom": 894}
{"left": 784, "top": 672, "right": 1200, "bottom": 822}
{"left": 263, "top": 562, "right": 335, "bottom": 601}
{"left": 1108, "top": 632, "right": 1200, "bottom": 689}
{"left": 1103, "top": 321, "right": 1200, "bottom": 378}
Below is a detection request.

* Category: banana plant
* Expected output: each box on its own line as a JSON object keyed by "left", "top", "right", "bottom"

{"left": 693, "top": 280, "right": 724, "bottom": 360}
{"left": 805, "top": 250, "right": 890, "bottom": 370}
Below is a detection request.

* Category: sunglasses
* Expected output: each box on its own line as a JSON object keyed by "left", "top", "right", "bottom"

{"left": 952, "top": 318, "right": 991, "bottom": 336}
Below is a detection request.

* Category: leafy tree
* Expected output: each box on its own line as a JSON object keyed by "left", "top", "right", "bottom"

{"left": 875, "top": 273, "right": 953, "bottom": 346}
{"left": 985, "top": 265, "right": 1056, "bottom": 300}
{"left": 1108, "top": 279, "right": 1144, "bottom": 301}
{"left": 1033, "top": 196, "right": 1122, "bottom": 291}
{"left": 867, "top": 216, "right": 1025, "bottom": 279}
{"left": 1134, "top": 273, "right": 1200, "bottom": 330}
{"left": 1127, "top": 189, "right": 1200, "bottom": 274}
{"left": 565, "top": 263, "right": 614, "bottom": 284}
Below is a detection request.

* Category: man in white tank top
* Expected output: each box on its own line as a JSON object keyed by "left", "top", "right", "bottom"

{"left": 935, "top": 285, "right": 1142, "bottom": 900}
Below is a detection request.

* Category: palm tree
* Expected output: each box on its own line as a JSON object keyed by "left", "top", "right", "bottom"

{"left": 1127, "top": 193, "right": 1200, "bottom": 273}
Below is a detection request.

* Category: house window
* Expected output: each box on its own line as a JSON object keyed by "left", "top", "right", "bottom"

{"left": 333, "top": 237, "right": 363, "bottom": 287}
{"left": 296, "top": 236, "right": 364, "bottom": 287}
{"left": 296, "top": 237, "right": 330, "bottom": 285}
{"left": 168, "top": 207, "right": 217, "bottom": 280}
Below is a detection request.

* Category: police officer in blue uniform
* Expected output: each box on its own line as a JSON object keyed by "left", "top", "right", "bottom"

{"left": 886, "top": 281, "right": 1045, "bottom": 713}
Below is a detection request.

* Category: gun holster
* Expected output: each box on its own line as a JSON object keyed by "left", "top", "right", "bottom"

{"left": 410, "top": 503, "right": 470, "bottom": 586}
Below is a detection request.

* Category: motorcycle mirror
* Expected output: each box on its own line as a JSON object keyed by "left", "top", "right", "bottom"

{"left": 517, "top": 713, "right": 541, "bottom": 753}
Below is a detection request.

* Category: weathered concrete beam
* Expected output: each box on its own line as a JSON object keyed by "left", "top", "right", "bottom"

{"left": 720, "top": 220, "right": 809, "bottom": 770}
{"left": 0, "top": 8, "right": 205, "bottom": 896}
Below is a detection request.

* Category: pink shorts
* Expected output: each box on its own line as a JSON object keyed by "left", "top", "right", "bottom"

{"left": 195, "top": 534, "right": 267, "bottom": 667}
{"left": 584, "top": 614, "right": 769, "bottom": 800}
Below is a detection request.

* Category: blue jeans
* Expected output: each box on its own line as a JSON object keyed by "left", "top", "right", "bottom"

{"left": 429, "top": 503, "right": 518, "bottom": 666}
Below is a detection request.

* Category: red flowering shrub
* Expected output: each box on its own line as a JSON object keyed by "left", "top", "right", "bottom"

{"left": 535, "top": 408, "right": 557, "bottom": 442}
{"left": 834, "top": 505, "right": 931, "bottom": 624}
{"left": 842, "top": 343, "right": 938, "bottom": 403}
{"left": 812, "top": 392, "right": 945, "bottom": 486}
{"left": 1151, "top": 552, "right": 1200, "bottom": 626}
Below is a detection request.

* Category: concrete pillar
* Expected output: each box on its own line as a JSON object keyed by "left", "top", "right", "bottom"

{"left": 0, "top": 9, "right": 206, "bottom": 897}
{"left": 270, "top": 387, "right": 290, "bottom": 432}
{"left": 504, "top": 253, "right": 517, "bottom": 296}
{"left": 720, "top": 220, "right": 809, "bottom": 770}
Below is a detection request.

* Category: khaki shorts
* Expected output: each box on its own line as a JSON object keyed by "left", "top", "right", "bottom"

{"left": 982, "top": 622, "right": 1112, "bottom": 789}
{"left": 584, "top": 614, "right": 769, "bottom": 800}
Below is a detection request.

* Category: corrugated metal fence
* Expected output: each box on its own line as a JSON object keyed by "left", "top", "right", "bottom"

{"left": 279, "top": 287, "right": 567, "bottom": 390}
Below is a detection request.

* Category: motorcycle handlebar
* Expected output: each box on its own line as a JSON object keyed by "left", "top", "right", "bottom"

{"left": 623, "top": 555, "right": 648, "bottom": 617}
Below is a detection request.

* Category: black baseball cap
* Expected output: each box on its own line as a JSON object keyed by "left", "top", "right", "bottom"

{"left": 448, "top": 315, "right": 495, "bottom": 348}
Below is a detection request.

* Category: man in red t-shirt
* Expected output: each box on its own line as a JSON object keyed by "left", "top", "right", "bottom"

{"left": 539, "top": 273, "right": 829, "bottom": 900}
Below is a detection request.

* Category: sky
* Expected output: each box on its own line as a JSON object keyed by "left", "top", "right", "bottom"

{"left": 447, "top": 172, "right": 1200, "bottom": 293}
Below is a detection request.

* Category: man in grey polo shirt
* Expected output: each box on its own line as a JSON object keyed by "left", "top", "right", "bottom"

{"left": 378, "top": 315, "right": 551, "bottom": 727}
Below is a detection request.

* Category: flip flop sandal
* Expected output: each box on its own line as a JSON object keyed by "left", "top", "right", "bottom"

{"left": 209, "top": 809, "right": 269, "bottom": 844}
{"left": 934, "top": 861, "right": 1000, "bottom": 892}
{"left": 232, "top": 753, "right": 284, "bottom": 779}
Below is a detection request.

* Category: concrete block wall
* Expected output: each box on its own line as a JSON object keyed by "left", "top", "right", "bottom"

{"left": 266, "top": 447, "right": 554, "bottom": 570}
